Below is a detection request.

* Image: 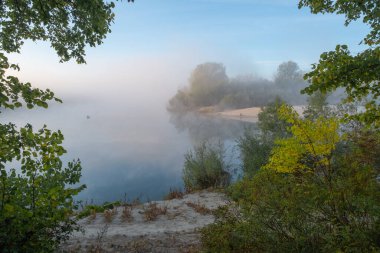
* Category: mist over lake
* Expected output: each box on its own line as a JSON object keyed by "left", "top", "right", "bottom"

{"left": 1, "top": 91, "right": 250, "bottom": 203}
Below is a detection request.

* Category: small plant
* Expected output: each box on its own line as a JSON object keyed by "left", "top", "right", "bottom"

{"left": 183, "top": 142, "right": 231, "bottom": 192}
{"left": 77, "top": 200, "right": 123, "bottom": 219}
{"left": 89, "top": 209, "right": 97, "bottom": 222}
{"left": 121, "top": 205, "right": 133, "bottom": 222}
{"left": 186, "top": 201, "right": 211, "bottom": 215}
{"left": 77, "top": 205, "right": 106, "bottom": 219}
{"left": 103, "top": 208, "right": 117, "bottom": 223}
{"left": 143, "top": 202, "right": 167, "bottom": 221}
{"left": 131, "top": 197, "right": 141, "bottom": 207}
{"left": 88, "top": 224, "right": 109, "bottom": 253}
{"left": 164, "top": 187, "right": 184, "bottom": 200}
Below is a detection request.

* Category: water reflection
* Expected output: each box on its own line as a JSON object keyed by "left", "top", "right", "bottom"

{"left": 169, "top": 111, "right": 255, "bottom": 145}
{"left": 2, "top": 96, "right": 255, "bottom": 203}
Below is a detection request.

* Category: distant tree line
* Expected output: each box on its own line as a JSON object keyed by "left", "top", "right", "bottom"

{"left": 167, "top": 61, "right": 314, "bottom": 114}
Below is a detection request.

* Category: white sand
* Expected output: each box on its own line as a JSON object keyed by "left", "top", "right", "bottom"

{"left": 209, "top": 106, "right": 305, "bottom": 123}
{"left": 61, "top": 190, "right": 229, "bottom": 252}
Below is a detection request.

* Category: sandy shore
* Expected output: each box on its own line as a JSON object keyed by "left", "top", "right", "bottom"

{"left": 60, "top": 191, "right": 228, "bottom": 253}
{"left": 208, "top": 106, "right": 305, "bottom": 123}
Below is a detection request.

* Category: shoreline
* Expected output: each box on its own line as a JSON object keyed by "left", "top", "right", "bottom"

{"left": 200, "top": 106, "right": 305, "bottom": 123}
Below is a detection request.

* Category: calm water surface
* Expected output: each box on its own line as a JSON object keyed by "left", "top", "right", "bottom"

{"left": 2, "top": 94, "right": 252, "bottom": 203}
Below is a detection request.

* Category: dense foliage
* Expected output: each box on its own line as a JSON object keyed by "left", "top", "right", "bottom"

{"left": 200, "top": 2, "right": 380, "bottom": 251}
{"left": 299, "top": 0, "right": 380, "bottom": 127}
{"left": 238, "top": 97, "right": 290, "bottom": 178}
{"left": 0, "top": 0, "right": 129, "bottom": 251}
{"left": 202, "top": 106, "right": 380, "bottom": 252}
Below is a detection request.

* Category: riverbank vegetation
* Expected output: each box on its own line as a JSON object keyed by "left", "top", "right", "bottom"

{"left": 0, "top": 1, "right": 129, "bottom": 252}
{"left": 1, "top": 0, "right": 379, "bottom": 252}
{"left": 196, "top": 1, "right": 380, "bottom": 252}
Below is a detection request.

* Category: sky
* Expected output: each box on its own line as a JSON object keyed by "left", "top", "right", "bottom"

{"left": 8, "top": 0, "right": 370, "bottom": 101}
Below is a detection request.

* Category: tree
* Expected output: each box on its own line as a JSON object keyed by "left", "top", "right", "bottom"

{"left": 238, "top": 98, "right": 291, "bottom": 178}
{"left": 264, "top": 104, "right": 340, "bottom": 173}
{"left": 303, "top": 91, "right": 331, "bottom": 120}
{"left": 258, "top": 97, "right": 291, "bottom": 140}
{"left": 299, "top": 0, "right": 380, "bottom": 127}
{"left": 202, "top": 105, "right": 380, "bottom": 252}
{"left": 0, "top": 0, "right": 131, "bottom": 251}
{"left": 189, "top": 62, "right": 229, "bottom": 106}
{"left": 274, "top": 61, "right": 307, "bottom": 104}
{"left": 274, "top": 61, "right": 303, "bottom": 86}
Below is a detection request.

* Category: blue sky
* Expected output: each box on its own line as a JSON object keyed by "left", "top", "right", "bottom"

{"left": 9, "top": 0, "right": 370, "bottom": 98}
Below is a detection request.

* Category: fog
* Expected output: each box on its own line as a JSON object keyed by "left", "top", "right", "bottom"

{"left": 2, "top": 43, "right": 343, "bottom": 203}
{"left": 3, "top": 46, "right": 265, "bottom": 202}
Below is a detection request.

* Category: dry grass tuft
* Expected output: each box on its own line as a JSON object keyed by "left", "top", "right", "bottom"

{"left": 103, "top": 208, "right": 117, "bottom": 223}
{"left": 164, "top": 187, "right": 184, "bottom": 200}
{"left": 121, "top": 205, "right": 133, "bottom": 222}
{"left": 143, "top": 202, "right": 167, "bottom": 221}
{"left": 186, "top": 201, "right": 211, "bottom": 215}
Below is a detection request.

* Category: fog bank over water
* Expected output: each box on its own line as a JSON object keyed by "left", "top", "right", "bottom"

{"left": 3, "top": 46, "right": 265, "bottom": 202}
{"left": 3, "top": 42, "right": 332, "bottom": 203}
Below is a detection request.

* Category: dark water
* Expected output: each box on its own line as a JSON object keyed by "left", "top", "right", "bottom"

{"left": 1, "top": 95, "right": 253, "bottom": 203}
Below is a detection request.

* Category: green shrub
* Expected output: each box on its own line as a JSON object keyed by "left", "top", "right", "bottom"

{"left": 201, "top": 115, "right": 380, "bottom": 252}
{"left": 183, "top": 142, "right": 230, "bottom": 192}
{"left": 237, "top": 130, "right": 272, "bottom": 178}
{"left": 77, "top": 201, "right": 122, "bottom": 219}
{"left": 257, "top": 97, "right": 291, "bottom": 140}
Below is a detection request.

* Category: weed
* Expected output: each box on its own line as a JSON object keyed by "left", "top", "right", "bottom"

{"left": 186, "top": 201, "right": 211, "bottom": 215}
{"left": 143, "top": 202, "right": 167, "bottom": 221}
{"left": 88, "top": 224, "right": 109, "bottom": 253}
{"left": 103, "top": 208, "right": 117, "bottom": 223}
{"left": 121, "top": 205, "right": 133, "bottom": 222}
{"left": 164, "top": 187, "right": 184, "bottom": 200}
{"left": 88, "top": 209, "right": 97, "bottom": 223}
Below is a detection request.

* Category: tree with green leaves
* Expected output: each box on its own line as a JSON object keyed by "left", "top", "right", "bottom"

{"left": 303, "top": 91, "right": 331, "bottom": 120}
{"left": 188, "top": 62, "right": 229, "bottom": 107}
{"left": 238, "top": 98, "right": 291, "bottom": 178}
{"left": 202, "top": 105, "right": 380, "bottom": 252}
{"left": 299, "top": 0, "right": 380, "bottom": 127}
{"left": 0, "top": 1, "right": 131, "bottom": 251}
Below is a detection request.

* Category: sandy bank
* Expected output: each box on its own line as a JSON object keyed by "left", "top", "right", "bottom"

{"left": 61, "top": 190, "right": 229, "bottom": 253}
{"left": 204, "top": 106, "right": 305, "bottom": 123}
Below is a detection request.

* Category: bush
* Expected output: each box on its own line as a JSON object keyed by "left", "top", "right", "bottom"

{"left": 237, "top": 130, "right": 272, "bottom": 178}
{"left": 201, "top": 109, "right": 380, "bottom": 252}
{"left": 164, "top": 187, "right": 184, "bottom": 200}
{"left": 183, "top": 142, "right": 230, "bottom": 192}
{"left": 0, "top": 125, "right": 85, "bottom": 252}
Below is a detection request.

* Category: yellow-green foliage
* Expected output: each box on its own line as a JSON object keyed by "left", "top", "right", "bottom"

{"left": 265, "top": 104, "right": 340, "bottom": 173}
{"left": 202, "top": 127, "right": 380, "bottom": 252}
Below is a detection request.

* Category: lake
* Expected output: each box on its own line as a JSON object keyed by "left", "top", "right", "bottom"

{"left": 1, "top": 94, "right": 253, "bottom": 203}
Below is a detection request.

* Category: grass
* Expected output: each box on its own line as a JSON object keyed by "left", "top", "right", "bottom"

{"left": 103, "top": 208, "right": 118, "bottom": 223}
{"left": 143, "top": 202, "right": 168, "bottom": 221}
{"left": 121, "top": 205, "right": 133, "bottom": 222}
{"left": 164, "top": 187, "right": 184, "bottom": 200}
{"left": 186, "top": 201, "right": 212, "bottom": 215}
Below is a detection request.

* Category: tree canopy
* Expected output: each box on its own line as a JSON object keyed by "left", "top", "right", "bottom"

{"left": 299, "top": 0, "right": 380, "bottom": 127}
{"left": 0, "top": 0, "right": 118, "bottom": 64}
{"left": 0, "top": 0, "right": 133, "bottom": 251}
